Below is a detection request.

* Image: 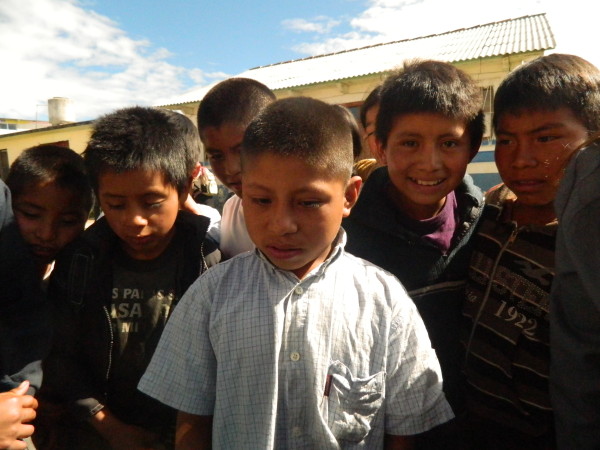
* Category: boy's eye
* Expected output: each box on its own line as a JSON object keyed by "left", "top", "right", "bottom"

{"left": 496, "top": 138, "right": 512, "bottom": 146}
{"left": 537, "top": 135, "right": 557, "bottom": 143}
{"left": 207, "top": 152, "right": 224, "bottom": 162}
{"left": 442, "top": 140, "right": 458, "bottom": 149}
{"left": 106, "top": 203, "right": 125, "bottom": 210}
{"left": 17, "top": 210, "right": 40, "bottom": 219}
{"left": 401, "top": 140, "right": 418, "bottom": 148}
{"left": 251, "top": 197, "right": 271, "bottom": 206}
{"left": 146, "top": 201, "right": 163, "bottom": 209}
{"left": 300, "top": 200, "right": 323, "bottom": 209}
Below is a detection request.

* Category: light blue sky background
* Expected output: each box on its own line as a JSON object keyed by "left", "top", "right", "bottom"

{"left": 1, "top": 0, "right": 594, "bottom": 121}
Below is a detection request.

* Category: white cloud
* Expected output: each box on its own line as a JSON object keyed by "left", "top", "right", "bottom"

{"left": 0, "top": 0, "right": 223, "bottom": 121}
{"left": 282, "top": 16, "right": 341, "bottom": 34}
{"left": 288, "top": 0, "right": 600, "bottom": 73}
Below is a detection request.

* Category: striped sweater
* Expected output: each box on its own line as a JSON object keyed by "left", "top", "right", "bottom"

{"left": 461, "top": 185, "right": 556, "bottom": 440}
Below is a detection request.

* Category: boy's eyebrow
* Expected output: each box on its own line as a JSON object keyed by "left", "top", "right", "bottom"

{"left": 14, "top": 201, "right": 44, "bottom": 210}
{"left": 101, "top": 191, "right": 167, "bottom": 199}
{"left": 244, "top": 181, "right": 331, "bottom": 196}
{"left": 205, "top": 142, "right": 243, "bottom": 154}
{"left": 497, "top": 122, "right": 568, "bottom": 135}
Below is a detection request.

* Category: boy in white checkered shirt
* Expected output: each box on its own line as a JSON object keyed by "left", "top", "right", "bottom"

{"left": 139, "top": 97, "right": 453, "bottom": 449}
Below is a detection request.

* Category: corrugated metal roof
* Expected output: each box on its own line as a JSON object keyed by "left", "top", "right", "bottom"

{"left": 163, "top": 13, "right": 554, "bottom": 105}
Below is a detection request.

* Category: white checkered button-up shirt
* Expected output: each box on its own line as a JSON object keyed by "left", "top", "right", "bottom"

{"left": 139, "top": 230, "right": 453, "bottom": 449}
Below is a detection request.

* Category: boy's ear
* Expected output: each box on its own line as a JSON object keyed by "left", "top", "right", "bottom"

{"left": 342, "top": 175, "right": 363, "bottom": 218}
{"left": 179, "top": 176, "right": 195, "bottom": 206}
{"left": 374, "top": 138, "right": 387, "bottom": 165}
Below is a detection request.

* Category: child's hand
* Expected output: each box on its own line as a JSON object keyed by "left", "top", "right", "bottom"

{"left": 0, "top": 381, "right": 38, "bottom": 450}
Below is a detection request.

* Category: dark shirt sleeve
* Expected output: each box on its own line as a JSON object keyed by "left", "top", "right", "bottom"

{"left": 42, "top": 249, "right": 106, "bottom": 418}
{"left": 550, "top": 147, "right": 600, "bottom": 449}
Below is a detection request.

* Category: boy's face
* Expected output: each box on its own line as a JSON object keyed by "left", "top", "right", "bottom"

{"left": 495, "top": 108, "right": 588, "bottom": 208}
{"left": 98, "top": 169, "right": 186, "bottom": 260}
{"left": 364, "top": 105, "right": 381, "bottom": 161}
{"left": 13, "top": 181, "right": 88, "bottom": 263}
{"left": 242, "top": 153, "right": 361, "bottom": 280}
{"left": 380, "top": 112, "right": 472, "bottom": 220}
{"left": 201, "top": 122, "right": 245, "bottom": 197}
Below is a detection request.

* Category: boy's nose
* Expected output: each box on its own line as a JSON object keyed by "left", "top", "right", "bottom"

{"left": 225, "top": 154, "right": 241, "bottom": 176}
{"left": 511, "top": 140, "right": 538, "bottom": 168}
{"left": 125, "top": 207, "right": 148, "bottom": 228}
{"left": 130, "top": 214, "right": 148, "bottom": 227}
{"left": 420, "top": 143, "right": 443, "bottom": 169}
{"left": 269, "top": 207, "right": 297, "bottom": 235}
{"left": 36, "top": 221, "right": 57, "bottom": 242}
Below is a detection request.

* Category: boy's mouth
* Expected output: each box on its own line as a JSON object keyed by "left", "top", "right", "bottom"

{"left": 265, "top": 245, "right": 302, "bottom": 260}
{"left": 31, "top": 245, "right": 58, "bottom": 259}
{"left": 411, "top": 178, "right": 444, "bottom": 186}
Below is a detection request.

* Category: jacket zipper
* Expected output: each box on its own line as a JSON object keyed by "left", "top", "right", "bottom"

{"left": 464, "top": 223, "right": 519, "bottom": 363}
{"left": 102, "top": 304, "right": 114, "bottom": 396}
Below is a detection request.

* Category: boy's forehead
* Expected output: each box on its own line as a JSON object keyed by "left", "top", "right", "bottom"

{"left": 496, "top": 107, "right": 584, "bottom": 131}
{"left": 389, "top": 112, "right": 470, "bottom": 134}
{"left": 243, "top": 152, "right": 348, "bottom": 186}
{"left": 200, "top": 122, "right": 246, "bottom": 150}
{"left": 97, "top": 168, "right": 173, "bottom": 192}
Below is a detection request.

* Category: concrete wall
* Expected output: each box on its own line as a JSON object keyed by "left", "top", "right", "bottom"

{"left": 0, "top": 121, "right": 93, "bottom": 167}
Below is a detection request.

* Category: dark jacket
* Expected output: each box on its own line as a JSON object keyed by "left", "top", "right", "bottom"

{"left": 42, "top": 211, "right": 217, "bottom": 430}
{"left": 0, "top": 180, "right": 50, "bottom": 394}
{"left": 343, "top": 166, "right": 483, "bottom": 412}
{"left": 550, "top": 143, "right": 600, "bottom": 449}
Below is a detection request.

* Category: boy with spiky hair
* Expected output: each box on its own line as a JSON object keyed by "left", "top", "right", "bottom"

{"left": 198, "top": 77, "right": 276, "bottom": 259}
{"left": 140, "top": 97, "right": 453, "bottom": 449}
{"left": 344, "top": 60, "right": 485, "bottom": 430}
{"left": 461, "top": 53, "right": 600, "bottom": 448}
{"left": 41, "top": 106, "right": 219, "bottom": 449}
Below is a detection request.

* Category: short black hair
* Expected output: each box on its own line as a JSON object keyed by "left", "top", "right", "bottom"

{"left": 242, "top": 97, "right": 354, "bottom": 180}
{"left": 333, "top": 104, "right": 363, "bottom": 161}
{"left": 494, "top": 53, "right": 600, "bottom": 133}
{"left": 359, "top": 85, "right": 382, "bottom": 129}
{"left": 7, "top": 144, "right": 93, "bottom": 213}
{"left": 84, "top": 107, "right": 199, "bottom": 194}
{"left": 197, "top": 78, "right": 276, "bottom": 134}
{"left": 377, "top": 59, "right": 484, "bottom": 154}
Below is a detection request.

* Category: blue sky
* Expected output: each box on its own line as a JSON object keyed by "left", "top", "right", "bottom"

{"left": 88, "top": 0, "right": 368, "bottom": 73}
{"left": 1, "top": 0, "right": 596, "bottom": 121}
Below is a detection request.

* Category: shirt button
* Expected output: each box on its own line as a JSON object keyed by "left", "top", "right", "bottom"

{"left": 292, "top": 426, "right": 302, "bottom": 438}
{"left": 294, "top": 286, "right": 303, "bottom": 295}
{"left": 290, "top": 352, "right": 300, "bottom": 361}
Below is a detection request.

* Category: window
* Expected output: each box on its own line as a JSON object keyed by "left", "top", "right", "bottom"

{"left": 0, "top": 150, "right": 8, "bottom": 181}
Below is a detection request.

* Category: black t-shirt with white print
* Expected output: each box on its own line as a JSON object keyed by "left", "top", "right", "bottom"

{"left": 107, "top": 231, "right": 184, "bottom": 438}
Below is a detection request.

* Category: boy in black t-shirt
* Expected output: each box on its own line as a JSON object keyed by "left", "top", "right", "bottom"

{"left": 40, "top": 107, "right": 219, "bottom": 449}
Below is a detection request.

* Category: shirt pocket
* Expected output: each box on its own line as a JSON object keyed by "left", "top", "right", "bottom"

{"left": 324, "top": 360, "right": 385, "bottom": 443}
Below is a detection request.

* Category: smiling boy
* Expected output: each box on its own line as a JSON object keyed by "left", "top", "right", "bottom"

{"left": 41, "top": 107, "right": 219, "bottom": 449}
{"left": 461, "top": 54, "right": 600, "bottom": 448}
{"left": 139, "top": 97, "right": 453, "bottom": 449}
{"left": 343, "top": 61, "right": 485, "bottom": 440}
